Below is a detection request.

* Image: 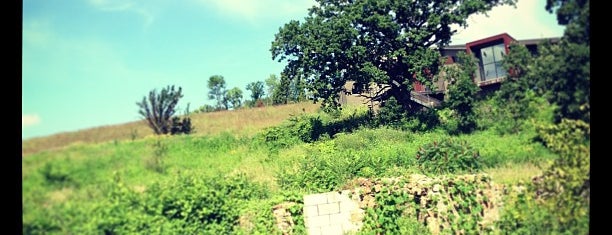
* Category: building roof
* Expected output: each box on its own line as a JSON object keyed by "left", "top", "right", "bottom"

{"left": 442, "top": 33, "right": 561, "bottom": 51}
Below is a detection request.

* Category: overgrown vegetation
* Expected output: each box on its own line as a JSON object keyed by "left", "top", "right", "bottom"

{"left": 416, "top": 138, "right": 482, "bottom": 175}
{"left": 24, "top": 0, "right": 588, "bottom": 233}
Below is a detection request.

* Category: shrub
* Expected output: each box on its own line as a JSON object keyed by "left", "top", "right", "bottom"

{"left": 137, "top": 85, "right": 192, "bottom": 135}
{"left": 39, "top": 160, "right": 78, "bottom": 188}
{"left": 376, "top": 97, "right": 405, "bottom": 126}
{"left": 495, "top": 119, "right": 589, "bottom": 234}
{"left": 144, "top": 139, "right": 167, "bottom": 173}
{"left": 416, "top": 138, "right": 482, "bottom": 175}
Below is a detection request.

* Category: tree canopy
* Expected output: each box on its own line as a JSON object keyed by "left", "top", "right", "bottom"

{"left": 246, "top": 81, "right": 266, "bottom": 102}
{"left": 271, "top": 0, "right": 516, "bottom": 111}
{"left": 208, "top": 75, "right": 227, "bottom": 110}
{"left": 225, "top": 87, "right": 243, "bottom": 109}
{"left": 541, "top": 0, "right": 589, "bottom": 122}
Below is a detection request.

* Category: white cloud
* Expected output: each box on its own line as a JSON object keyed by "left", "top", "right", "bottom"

{"left": 451, "top": 0, "right": 565, "bottom": 44}
{"left": 22, "top": 114, "right": 41, "bottom": 127}
{"left": 196, "top": 0, "right": 316, "bottom": 22}
{"left": 88, "top": 0, "right": 155, "bottom": 28}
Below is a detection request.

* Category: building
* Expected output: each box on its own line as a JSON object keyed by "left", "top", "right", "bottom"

{"left": 410, "top": 33, "right": 560, "bottom": 108}
{"left": 340, "top": 33, "right": 560, "bottom": 109}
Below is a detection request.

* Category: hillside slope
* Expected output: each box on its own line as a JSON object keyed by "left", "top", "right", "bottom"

{"left": 22, "top": 102, "right": 320, "bottom": 156}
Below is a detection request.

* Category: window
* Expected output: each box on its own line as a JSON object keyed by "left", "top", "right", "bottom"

{"left": 479, "top": 43, "right": 506, "bottom": 81}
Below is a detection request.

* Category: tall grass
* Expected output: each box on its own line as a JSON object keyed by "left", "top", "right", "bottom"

{"left": 22, "top": 101, "right": 565, "bottom": 233}
{"left": 22, "top": 102, "right": 319, "bottom": 156}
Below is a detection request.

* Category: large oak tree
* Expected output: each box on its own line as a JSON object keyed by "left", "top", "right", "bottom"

{"left": 271, "top": 0, "right": 516, "bottom": 111}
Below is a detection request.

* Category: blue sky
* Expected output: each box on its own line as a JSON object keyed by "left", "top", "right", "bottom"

{"left": 22, "top": 0, "right": 565, "bottom": 140}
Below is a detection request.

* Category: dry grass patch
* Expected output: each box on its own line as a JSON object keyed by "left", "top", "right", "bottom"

{"left": 22, "top": 102, "right": 319, "bottom": 156}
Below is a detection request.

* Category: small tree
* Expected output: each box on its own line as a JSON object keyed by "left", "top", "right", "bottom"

{"left": 265, "top": 74, "right": 279, "bottom": 105}
{"left": 273, "top": 73, "right": 291, "bottom": 105}
{"left": 225, "top": 87, "right": 243, "bottom": 109}
{"left": 246, "top": 81, "right": 265, "bottom": 103}
{"left": 137, "top": 85, "right": 185, "bottom": 135}
{"left": 208, "top": 75, "right": 227, "bottom": 110}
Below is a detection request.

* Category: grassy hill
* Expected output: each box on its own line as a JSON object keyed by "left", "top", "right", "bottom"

{"left": 22, "top": 102, "right": 320, "bottom": 156}
{"left": 22, "top": 101, "right": 589, "bottom": 234}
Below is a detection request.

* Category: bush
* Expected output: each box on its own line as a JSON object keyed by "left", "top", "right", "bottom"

{"left": 41, "top": 171, "right": 271, "bottom": 234}
{"left": 260, "top": 109, "right": 374, "bottom": 153}
{"left": 137, "top": 85, "right": 192, "bottom": 135}
{"left": 39, "top": 160, "right": 78, "bottom": 188}
{"left": 495, "top": 119, "right": 589, "bottom": 234}
{"left": 144, "top": 139, "right": 168, "bottom": 173}
{"left": 277, "top": 128, "right": 416, "bottom": 192}
{"left": 416, "top": 138, "right": 482, "bottom": 175}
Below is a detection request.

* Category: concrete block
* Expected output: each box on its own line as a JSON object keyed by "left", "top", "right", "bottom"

{"left": 305, "top": 214, "right": 330, "bottom": 227}
{"left": 304, "top": 193, "right": 328, "bottom": 206}
{"left": 318, "top": 202, "right": 340, "bottom": 215}
{"left": 326, "top": 192, "right": 342, "bottom": 203}
{"left": 319, "top": 224, "right": 344, "bottom": 235}
{"left": 304, "top": 205, "right": 319, "bottom": 218}
{"left": 307, "top": 226, "right": 321, "bottom": 235}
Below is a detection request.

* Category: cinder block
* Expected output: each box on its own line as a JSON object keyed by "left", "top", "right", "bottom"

{"left": 329, "top": 212, "right": 348, "bottom": 224}
{"left": 319, "top": 224, "right": 344, "bottom": 235}
{"left": 307, "top": 226, "right": 321, "bottom": 235}
{"left": 339, "top": 200, "right": 358, "bottom": 213}
{"left": 304, "top": 193, "right": 329, "bottom": 206}
{"left": 326, "top": 192, "right": 342, "bottom": 203}
{"left": 318, "top": 202, "right": 340, "bottom": 215}
{"left": 305, "top": 214, "right": 330, "bottom": 227}
{"left": 304, "top": 205, "right": 319, "bottom": 218}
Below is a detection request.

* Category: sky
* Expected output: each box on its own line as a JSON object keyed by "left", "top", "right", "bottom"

{"left": 22, "top": 0, "right": 565, "bottom": 140}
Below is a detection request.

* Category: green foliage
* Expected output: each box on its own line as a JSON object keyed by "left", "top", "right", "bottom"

{"left": 259, "top": 108, "right": 373, "bottom": 153}
{"left": 208, "top": 75, "right": 228, "bottom": 110}
{"left": 533, "top": 119, "right": 589, "bottom": 224}
{"left": 537, "top": 0, "right": 590, "bottom": 123}
{"left": 263, "top": 74, "right": 279, "bottom": 106}
{"left": 436, "top": 108, "right": 459, "bottom": 133}
{"left": 416, "top": 138, "right": 482, "bottom": 175}
{"left": 442, "top": 52, "right": 480, "bottom": 134}
{"left": 40, "top": 159, "right": 79, "bottom": 188}
{"left": 136, "top": 85, "right": 184, "bottom": 135}
{"left": 24, "top": 171, "right": 270, "bottom": 234}
{"left": 495, "top": 119, "right": 589, "bottom": 234}
{"left": 246, "top": 81, "right": 266, "bottom": 103}
{"left": 359, "top": 174, "right": 496, "bottom": 234}
{"left": 277, "top": 128, "right": 417, "bottom": 192}
{"left": 481, "top": 42, "right": 540, "bottom": 135}
{"left": 170, "top": 116, "right": 193, "bottom": 135}
{"left": 360, "top": 189, "right": 415, "bottom": 234}
{"left": 144, "top": 139, "right": 168, "bottom": 173}
{"left": 376, "top": 97, "right": 405, "bottom": 126}
{"left": 225, "top": 86, "right": 244, "bottom": 109}
{"left": 272, "top": 72, "right": 307, "bottom": 105}
{"left": 195, "top": 104, "right": 217, "bottom": 113}
{"left": 271, "top": 0, "right": 516, "bottom": 109}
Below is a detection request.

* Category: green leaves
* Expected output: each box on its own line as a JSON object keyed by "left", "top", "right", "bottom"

{"left": 416, "top": 138, "right": 482, "bottom": 175}
{"left": 272, "top": 0, "right": 516, "bottom": 109}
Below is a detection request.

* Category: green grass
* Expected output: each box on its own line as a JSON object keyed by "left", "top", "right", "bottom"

{"left": 22, "top": 103, "right": 562, "bottom": 234}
